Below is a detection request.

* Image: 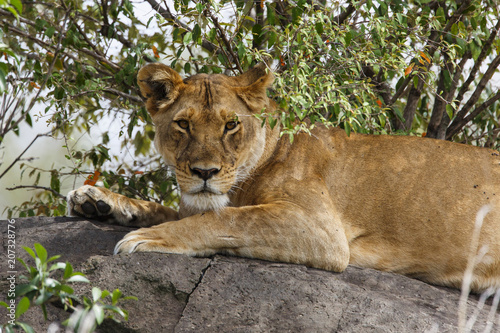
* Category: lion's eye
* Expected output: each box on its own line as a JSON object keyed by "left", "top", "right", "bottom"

{"left": 225, "top": 121, "right": 238, "bottom": 131}
{"left": 176, "top": 120, "right": 189, "bottom": 130}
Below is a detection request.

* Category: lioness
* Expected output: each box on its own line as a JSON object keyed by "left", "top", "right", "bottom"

{"left": 67, "top": 63, "right": 500, "bottom": 292}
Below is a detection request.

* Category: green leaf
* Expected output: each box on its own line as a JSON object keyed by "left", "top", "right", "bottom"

{"left": 195, "top": 2, "right": 204, "bottom": 13}
{"left": 15, "top": 297, "right": 30, "bottom": 319}
{"left": 237, "top": 42, "right": 245, "bottom": 61}
{"left": 35, "top": 19, "right": 47, "bottom": 31}
{"left": 192, "top": 24, "right": 201, "bottom": 43}
{"left": 315, "top": 22, "right": 323, "bottom": 34}
{"left": 16, "top": 284, "right": 37, "bottom": 297}
{"left": 45, "top": 26, "right": 56, "bottom": 38}
{"left": 344, "top": 121, "right": 351, "bottom": 136}
{"left": 268, "top": 31, "right": 277, "bottom": 48}
{"left": 112, "top": 289, "right": 123, "bottom": 305}
{"left": 344, "top": 30, "right": 352, "bottom": 47}
{"left": 16, "top": 322, "right": 35, "bottom": 333}
{"left": 470, "top": 17, "right": 477, "bottom": 30}
{"left": 446, "top": 104, "right": 454, "bottom": 120}
{"left": 393, "top": 107, "right": 405, "bottom": 122}
{"left": 183, "top": 32, "right": 192, "bottom": 45}
{"left": 25, "top": 112, "right": 32, "bottom": 127}
{"left": 292, "top": 7, "right": 302, "bottom": 24}
{"left": 436, "top": 7, "right": 445, "bottom": 24}
{"left": 266, "top": 3, "right": 275, "bottom": 25}
{"left": 35, "top": 290, "right": 53, "bottom": 305}
{"left": 34, "top": 243, "right": 47, "bottom": 263}
{"left": 49, "top": 262, "right": 65, "bottom": 272}
{"left": 413, "top": 76, "right": 419, "bottom": 89}
{"left": 58, "top": 284, "right": 74, "bottom": 295}
{"left": 23, "top": 247, "right": 36, "bottom": 260}
{"left": 63, "top": 262, "right": 73, "bottom": 279}
{"left": 92, "top": 287, "right": 102, "bottom": 302}
{"left": 103, "top": 304, "right": 128, "bottom": 320}
{"left": 217, "top": 52, "right": 228, "bottom": 66}
{"left": 66, "top": 275, "right": 90, "bottom": 283}
{"left": 378, "top": 2, "right": 388, "bottom": 16}
{"left": 378, "top": 114, "right": 386, "bottom": 127}
{"left": 93, "top": 304, "right": 105, "bottom": 325}
{"left": 442, "top": 69, "right": 451, "bottom": 92}
{"left": 101, "top": 290, "right": 110, "bottom": 299}
{"left": 17, "top": 258, "right": 29, "bottom": 271}
{"left": 44, "top": 278, "right": 60, "bottom": 288}
{"left": 9, "top": 0, "right": 23, "bottom": 13}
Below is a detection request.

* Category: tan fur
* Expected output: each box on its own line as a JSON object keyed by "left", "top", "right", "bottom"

{"left": 67, "top": 63, "right": 500, "bottom": 292}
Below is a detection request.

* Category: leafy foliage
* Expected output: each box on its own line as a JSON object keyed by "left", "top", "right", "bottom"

{"left": 0, "top": 0, "right": 499, "bottom": 216}
{"left": 0, "top": 243, "right": 136, "bottom": 333}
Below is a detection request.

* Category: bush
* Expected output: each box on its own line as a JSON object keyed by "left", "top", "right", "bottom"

{"left": 0, "top": 0, "right": 499, "bottom": 216}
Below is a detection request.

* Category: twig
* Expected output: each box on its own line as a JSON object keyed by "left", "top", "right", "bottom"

{"left": 0, "top": 19, "right": 115, "bottom": 78}
{"left": 6, "top": 185, "right": 66, "bottom": 200}
{"left": 0, "top": 8, "right": 72, "bottom": 178}
{"left": 102, "top": 88, "right": 142, "bottom": 103}
{"left": 203, "top": 2, "right": 242, "bottom": 73}
{"left": 0, "top": 132, "right": 52, "bottom": 179}
{"left": 331, "top": 2, "right": 356, "bottom": 25}
{"left": 146, "top": 0, "right": 218, "bottom": 53}
{"left": 395, "top": 0, "right": 473, "bottom": 131}
{"left": 446, "top": 90, "right": 500, "bottom": 140}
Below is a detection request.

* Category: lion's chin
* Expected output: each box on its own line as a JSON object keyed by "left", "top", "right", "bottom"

{"left": 182, "top": 192, "right": 230, "bottom": 214}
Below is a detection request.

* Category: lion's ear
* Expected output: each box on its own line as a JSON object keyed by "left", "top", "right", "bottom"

{"left": 137, "top": 63, "right": 185, "bottom": 117}
{"left": 234, "top": 63, "right": 274, "bottom": 112}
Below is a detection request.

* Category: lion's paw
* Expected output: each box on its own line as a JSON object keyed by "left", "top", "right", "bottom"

{"left": 66, "top": 185, "right": 137, "bottom": 225}
{"left": 67, "top": 185, "right": 112, "bottom": 218}
{"left": 114, "top": 229, "right": 171, "bottom": 254}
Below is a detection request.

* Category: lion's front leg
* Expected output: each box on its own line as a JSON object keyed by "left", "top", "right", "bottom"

{"left": 114, "top": 204, "right": 350, "bottom": 272}
{"left": 67, "top": 185, "right": 179, "bottom": 227}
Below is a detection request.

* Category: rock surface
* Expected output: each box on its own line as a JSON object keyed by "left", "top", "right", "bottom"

{"left": 0, "top": 217, "right": 498, "bottom": 332}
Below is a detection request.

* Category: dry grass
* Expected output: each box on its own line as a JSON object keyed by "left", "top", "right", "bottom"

{"left": 458, "top": 205, "right": 499, "bottom": 332}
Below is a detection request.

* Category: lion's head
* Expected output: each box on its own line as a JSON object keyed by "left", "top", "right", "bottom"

{"left": 137, "top": 63, "right": 274, "bottom": 216}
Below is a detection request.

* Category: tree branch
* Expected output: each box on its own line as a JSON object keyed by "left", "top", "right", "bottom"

{"left": 145, "top": 0, "right": 218, "bottom": 54}
{"left": 395, "top": 77, "right": 425, "bottom": 131}
{"left": 454, "top": 18, "right": 500, "bottom": 108}
{"left": 6, "top": 185, "right": 66, "bottom": 200}
{"left": 0, "top": 9, "right": 70, "bottom": 178}
{"left": 428, "top": 51, "right": 471, "bottom": 139}
{"left": 446, "top": 90, "right": 500, "bottom": 140}
{"left": 395, "top": 0, "right": 473, "bottom": 131}
{"left": 0, "top": 132, "right": 52, "bottom": 179}
{"left": 390, "top": 75, "right": 413, "bottom": 105}
{"left": 0, "top": 18, "right": 115, "bottom": 78}
{"left": 103, "top": 88, "right": 142, "bottom": 104}
{"left": 332, "top": 2, "right": 356, "bottom": 25}
{"left": 446, "top": 52, "right": 500, "bottom": 136}
{"left": 204, "top": 3, "right": 243, "bottom": 73}
{"left": 426, "top": 55, "right": 453, "bottom": 139}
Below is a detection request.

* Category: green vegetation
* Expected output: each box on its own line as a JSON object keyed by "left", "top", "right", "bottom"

{"left": 0, "top": 243, "right": 135, "bottom": 333}
{"left": 0, "top": 0, "right": 499, "bottom": 216}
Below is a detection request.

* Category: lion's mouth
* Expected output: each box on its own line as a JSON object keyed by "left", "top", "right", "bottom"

{"left": 182, "top": 190, "right": 230, "bottom": 213}
{"left": 188, "top": 181, "right": 225, "bottom": 196}
{"left": 188, "top": 187, "right": 223, "bottom": 196}
{"left": 198, "top": 188, "right": 216, "bottom": 194}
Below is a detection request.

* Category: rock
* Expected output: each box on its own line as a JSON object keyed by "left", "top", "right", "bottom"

{"left": 0, "top": 217, "right": 498, "bottom": 332}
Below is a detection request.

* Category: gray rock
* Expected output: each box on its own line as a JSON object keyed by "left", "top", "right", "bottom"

{"left": 0, "top": 217, "right": 497, "bottom": 332}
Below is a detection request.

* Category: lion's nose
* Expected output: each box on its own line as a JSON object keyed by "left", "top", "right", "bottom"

{"left": 190, "top": 167, "right": 220, "bottom": 181}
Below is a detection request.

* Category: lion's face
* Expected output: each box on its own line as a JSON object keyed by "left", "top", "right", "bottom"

{"left": 138, "top": 64, "right": 273, "bottom": 214}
